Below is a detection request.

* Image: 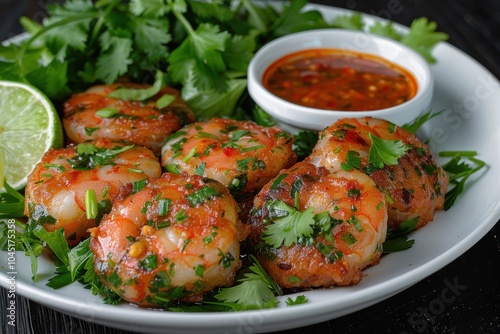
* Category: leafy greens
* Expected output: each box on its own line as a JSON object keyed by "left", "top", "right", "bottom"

{"left": 0, "top": 0, "right": 448, "bottom": 118}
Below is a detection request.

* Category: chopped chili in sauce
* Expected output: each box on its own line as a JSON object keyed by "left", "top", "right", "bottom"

{"left": 262, "top": 48, "right": 417, "bottom": 111}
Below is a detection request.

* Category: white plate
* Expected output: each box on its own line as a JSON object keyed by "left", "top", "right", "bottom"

{"left": 2, "top": 4, "right": 500, "bottom": 334}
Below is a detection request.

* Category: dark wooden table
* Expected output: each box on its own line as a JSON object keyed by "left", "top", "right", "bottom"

{"left": 2, "top": 1, "right": 500, "bottom": 333}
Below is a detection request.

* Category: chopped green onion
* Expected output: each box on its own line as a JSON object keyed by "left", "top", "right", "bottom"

{"left": 96, "top": 108, "right": 118, "bottom": 118}
{"left": 156, "top": 94, "right": 176, "bottom": 109}
{"left": 85, "top": 189, "right": 98, "bottom": 219}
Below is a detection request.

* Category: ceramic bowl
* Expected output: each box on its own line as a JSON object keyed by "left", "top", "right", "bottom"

{"left": 247, "top": 29, "right": 433, "bottom": 133}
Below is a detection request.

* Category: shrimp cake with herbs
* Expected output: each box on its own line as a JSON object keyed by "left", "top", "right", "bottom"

{"left": 307, "top": 117, "right": 449, "bottom": 230}
{"left": 248, "top": 161, "right": 388, "bottom": 289}
{"left": 161, "top": 118, "right": 297, "bottom": 215}
{"left": 24, "top": 138, "right": 162, "bottom": 246}
{"left": 63, "top": 83, "right": 195, "bottom": 155}
{"left": 90, "top": 172, "right": 246, "bottom": 307}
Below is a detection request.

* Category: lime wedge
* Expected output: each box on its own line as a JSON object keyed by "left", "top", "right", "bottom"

{"left": 0, "top": 80, "right": 63, "bottom": 190}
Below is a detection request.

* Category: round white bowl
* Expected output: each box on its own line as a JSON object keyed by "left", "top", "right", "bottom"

{"left": 247, "top": 29, "right": 434, "bottom": 133}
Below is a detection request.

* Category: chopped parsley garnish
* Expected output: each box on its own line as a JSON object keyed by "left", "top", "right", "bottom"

{"left": 139, "top": 254, "right": 159, "bottom": 271}
{"left": 68, "top": 143, "right": 134, "bottom": 170}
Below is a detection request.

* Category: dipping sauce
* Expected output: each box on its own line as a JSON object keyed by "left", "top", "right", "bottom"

{"left": 262, "top": 48, "right": 417, "bottom": 111}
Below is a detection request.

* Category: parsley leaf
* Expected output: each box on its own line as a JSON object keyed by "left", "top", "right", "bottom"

{"left": 439, "top": 151, "right": 486, "bottom": 210}
{"left": 214, "top": 254, "right": 281, "bottom": 310}
{"left": 286, "top": 295, "right": 308, "bottom": 306}
{"left": 368, "top": 21, "right": 402, "bottom": 41}
{"left": 252, "top": 105, "right": 276, "bottom": 127}
{"left": 331, "top": 12, "right": 365, "bottom": 30}
{"left": 0, "top": 181, "right": 25, "bottom": 218}
{"left": 262, "top": 199, "right": 315, "bottom": 248}
{"left": 383, "top": 217, "right": 418, "bottom": 253}
{"left": 341, "top": 150, "right": 362, "bottom": 171}
{"left": 401, "top": 109, "right": 443, "bottom": 134}
{"left": 68, "top": 143, "right": 134, "bottom": 170}
{"left": 168, "top": 17, "right": 229, "bottom": 92}
{"left": 368, "top": 133, "right": 408, "bottom": 168}
{"left": 293, "top": 130, "right": 319, "bottom": 161}
{"left": 96, "top": 32, "right": 133, "bottom": 83}
{"left": 400, "top": 18, "right": 449, "bottom": 63}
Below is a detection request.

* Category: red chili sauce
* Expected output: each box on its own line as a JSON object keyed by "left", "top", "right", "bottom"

{"left": 262, "top": 48, "right": 417, "bottom": 111}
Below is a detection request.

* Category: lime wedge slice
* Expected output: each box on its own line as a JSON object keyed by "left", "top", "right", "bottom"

{"left": 0, "top": 80, "right": 63, "bottom": 190}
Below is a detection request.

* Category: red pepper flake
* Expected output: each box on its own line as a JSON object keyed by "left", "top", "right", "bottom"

{"left": 223, "top": 147, "right": 237, "bottom": 157}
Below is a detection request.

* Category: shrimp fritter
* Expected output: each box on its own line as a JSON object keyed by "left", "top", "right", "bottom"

{"left": 90, "top": 172, "right": 246, "bottom": 307}
{"left": 63, "top": 84, "right": 195, "bottom": 155}
{"left": 307, "top": 117, "right": 449, "bottom": 229}
{"left": 248, "top": 161, "right": 388, "bottom": 288}
{"left": 24, "top": 138, "right": 162, "bottom": 246}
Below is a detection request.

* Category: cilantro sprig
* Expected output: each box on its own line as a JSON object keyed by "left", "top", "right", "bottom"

{"left": 439, "top": 151, "right": 486, "bottom": 210}
{"left": 382, "top": 216, "right": 418, "bottom": 253}
{"left": 1, "top": 0, "right": 448, "bottom": 118}
{"left": 261, "top": 194, "right": 341, "bottom": 249}
{"left": 262, "top": 199, "right": 316, "bottom": 248}
{"left": 0, "top": 181, "right": 25, "bottom": 218}
{"left": 368, "top": 133, "right": 409, "bottom": 169}
{"left": 214, "top": 254, "right": 282, "bottom": 310}
{"left": 402, "top": 109, "right": 443, "bottom": 134}
{"left": 68, "top": 143, "right": 133, "bottom": 170}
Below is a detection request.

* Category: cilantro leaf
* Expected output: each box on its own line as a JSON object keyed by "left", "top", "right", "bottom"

{"left": 341, "top": 150, "right": 362, "bottom": 171}
{"left": 439, "top": 151, "right": 486, "bottom": 210}
{"left": 368, "top": 21, "right": 403, "bottom": 41}
{"left": 262, "top": 199, "right": 315, "bottom": 248}
{"left": 368, "top": 133, "right": 408, "bottom": 168}
{"left": 96, "top": 32, "right": 133, "bottom": 83}
{"left": 25, "top": 59, "right": 71, "bottom": 99}
{"left": 31, "top": 223, "right": 70, "bottom": 265}
{"left": 214, "top": 254, "right": 281, "bottom": 310}
{"left": 168, "top": 21, "right": 229, "bottom": 92}
{"left": 129, "top": 0, "right": 171, "bottom": 17}
{"left": 293, "top": 130, "right": 319, "bottom": 161}
{"left": 0, "top": 181, "right": 25, "bottom": 218}
{"left": 269, "top": 0, "right": 329, "bottom": 38}
{"left": 401, "top": 17, "right": 449, "bottom": 63}
{"left": 401, "top": 109, "right": 443, "bottom": 134}
{"left": 43, "top": 0, "right": 95, "bottom": 55}
{"left": 331, "top": 12, "right": 365, "bottom": 30}
{"left": 286, "top": 295, "right": 308, "bottom": 306}
{"left": 181, "top": 77, "right": 247, "bottom": 119}
{"left": 214, "top": 279, "right": 277, "bottom": 310}
{"left": 189, "top": 0, "right": 234, "bottom": 22}
{"left": 132, "top": 17, "right": 171, "bottom": 65}
{"left": 252, "top": 105, "right": 276, "bottom": 127}
{"left": 223, "top": 34, "right": 255, "bottom": 74}
{"left": 383, "top": 217, "right": 418, "bottom": 253}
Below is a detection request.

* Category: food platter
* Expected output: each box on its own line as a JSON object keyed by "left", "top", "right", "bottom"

{"left": 1, "top": 4, "right": 500, "bottom": 334}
